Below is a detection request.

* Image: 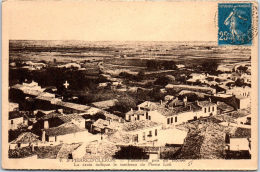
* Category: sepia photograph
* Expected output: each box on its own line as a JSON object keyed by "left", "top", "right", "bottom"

{"left": 2, "top": 0, "right": 258, "bottom": 170}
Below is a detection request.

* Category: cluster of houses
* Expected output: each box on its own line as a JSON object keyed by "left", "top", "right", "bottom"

{"left": 8, "top": 58, "right": 252, "bottom": 159}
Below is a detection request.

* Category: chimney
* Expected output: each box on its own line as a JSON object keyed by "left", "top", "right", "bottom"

{"left": 44, "top": 120, "right": 49, "bottom": 129}
{"left": 138, "top": 106, "right": 140, "bottom": 111}
{"left": 183, "top": 96, "right": 187, "bottom": 107}
{"left": 31, "top": 145, "right": 35, "bottom": 152}
{"left": 217, "top": 101, "right": 220, "bottom": 105}
{"left": 160, "top": 100, "right": 163, "bottom": 105}
{"left": 196, "top": 100, "right": 199, "bottom": 106}
{"left": 131, "top": 108, "right": 133, "bottom": 112}
{"left": 147, "top": 102, "right": 150, "bottom": 107}
{"left": 209, "top": 98, "right": 211, "bottom": 102}
{"left": 42, "top": 130, "right": 46, "bottom": 142}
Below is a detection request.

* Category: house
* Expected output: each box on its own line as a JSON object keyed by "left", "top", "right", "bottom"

{"left": 156, "top": 128, "right": 188, "bottom": 146}
{"left": 225, "top": 86, "right": 251, "bottom": 98}
{"left": 9, "top": 112, "right": 28, "bottom": 130}
{"left": 90, "top": 119, "right": 122, "bottom": 134}
{"left": 217, "top": 64, "right": 233, "bottom": 72}
{"left": 218, "top": 73, "right": 232, "bottom": 80}
{"left": 110, "top": 120, "right": 163, "bottom": 145}
{"left": 125, "top": 109, "right": 147, "bottom": 122}
{"left": 241, "top": 73, "right": 251, "bottom": 84}
{"left": 137, "top": 101, "right": 158, "bottom": 111}
{"left": 176, "top": 64, "right": 185, "bottom": 69}
{"left": 236, "top": 115, "right": 251, "bottom": 125}
{"left": 225, "top": 138, "right": 251, "bottom": 159}
{"left": 160, "top": 88, "right": 167, "bottom": 94}
{"left": 164, "top": 95, "right": 174, "bottom": 101}
{"left": 98, "top": 82, "right": 108, "bottom": 88}
{"left": 9, "top": 102, "right": 19, "bottom": 111}
{"left": 42, "top": 123, "right": 91, "bottom": 144}
{"left": 22, "top": 81, "right": 45, "bottom": 92}
{"left": 217, "top": 101, "right": 235, "bottom": 114}
{"left": 111, "top": 81, "right": 122, "bottom": 86}
{"left": 58, "top": 114, "right": 86, "bottom": 129}
{"left": 196, "top": 99, "right": 217, "bottom": 117}
{"left": 11, "top": 81, "right": 45, "bottom": 98}
{"left": 58, "top": 63, "right": 81, "bottom": 69}
{"left": 235, "top": 96, "right": 250, "bottom": 109}
{"left": 9, "top": 132, "right": 40, "bottom": 150}
{"left": 135, "top": 99, "right": 217, "bottom": 127}
{"left": 186, "top": 73, "right": 207, "bottom": 84}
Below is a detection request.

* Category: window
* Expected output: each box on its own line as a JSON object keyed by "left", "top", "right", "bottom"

{"left": 204, "top": 108, "right": 207, "bottom": 113}
{"left": 137, "top": 115, "right": 140, "bottom": 120}
{"left": 155, "top": 129, "right": 157, "bottom": 136}
{"left": 171, "top": 117, "right": 173, "bottom": 123}
{"left": 143, "top": 132, "right": 146, "bottom": 140}
{"left": 167, "top": 118, "right": 170, "bottom": 124}
{"left": 146, "top": 112, "right": 148, "bottom": 119}
{"left": 11, "top": 120, "right": 13, "bottom": 124}
{"left": 208, "top": 107, "right": 210, "bottom": 112}
{"left": 149, "top": 116, "right": 151, "bottom": 120}
{"left": 133, "top": 134, "right": 138, "bottom": 142}
{"left": 175, "top": 116, "right": 177, "bottom": 122}
{"left": 212, "top": 106, "right": 214, "bottom": 112}
{"left": 148, "top": 130, "right": 152, "bottom": 137}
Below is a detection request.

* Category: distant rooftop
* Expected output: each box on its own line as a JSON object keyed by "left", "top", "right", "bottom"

{"left": 91, "top": 99, "right": 118, "bottom": 109}
{"left": 122, "top": 120, "right": 160, "bottom": 132}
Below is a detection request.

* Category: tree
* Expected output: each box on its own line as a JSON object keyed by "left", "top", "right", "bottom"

{"left": 237, "top": 66, "right": 248, "bottom": 73}
{"left": 201, "top": 60, "right": 219, "bottom": 73}
{"left": 114, "top": 96, "right": 136, "bottom": 113}
{"left": 146, "top": 60, "right": 161, "bottom": 70}
{"left": 161, "top": 61, "right": 177, "bottom": 70}
{"left": 137, "top": 71, "right": 145, "bottom": 81}
{"left": 154, "top": 75, "right": 175, "bottom": 86}
{"left": 234, "top": 78, "right": 245, "bottom": 87}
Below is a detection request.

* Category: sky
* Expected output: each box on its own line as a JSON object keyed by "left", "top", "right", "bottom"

{"left": 4, "top": 1, "right": 218, "bottom": 41}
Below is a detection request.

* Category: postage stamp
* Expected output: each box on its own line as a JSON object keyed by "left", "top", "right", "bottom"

{"left": 218, "top": 3, "right": 252, "bottom": 45}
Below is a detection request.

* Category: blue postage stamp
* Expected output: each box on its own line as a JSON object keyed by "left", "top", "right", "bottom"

{"left": 218, "top": 3, "right": 252, "bottom": 45}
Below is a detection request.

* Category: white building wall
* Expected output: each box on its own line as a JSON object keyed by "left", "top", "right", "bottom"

{"left": 9, "top": 117, "right": 24, "bottom": 130}
{"left": 129, "top": 125, "right": 162, "bottom": 144}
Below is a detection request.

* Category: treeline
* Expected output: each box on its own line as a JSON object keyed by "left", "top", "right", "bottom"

{"left": 9, "top": 67, "right": 107, "bottom": 94}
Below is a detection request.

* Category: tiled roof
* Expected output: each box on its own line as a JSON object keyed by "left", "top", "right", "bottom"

{"left": 10, "top": 132, "right": 40, "bottom": 144}
{"left": 92, "top": 119, "right": 110, "bottom": 129}
{"left": 197, "top": 101, "right": 216, "bottom": 107}
{"left": 126, "top": 110, "right": 146, "bottom": 116}
{"left": 122, "top": 120, "right": 160, "bottom": 132}
{"left": 217, "top": 102, "right": 234, "bottom": 112}
{"left": 91, "top": 99, "right": 118, "bottom": 109}
{"left": 9, "top": 111, "right": 23, "bottom": 120}
{"left": 45, "top": 123, "right": 86, "bottom": 136}
{"left": 55, "top": 101, "right": 90, "bottom": 111}
{"left": 40, "top": 112, "right": 63, "bottom": 120}
{"left": 138, "top": 101, "right": 158, "bottom": 110}
{"left": 58, "top": 114, "right": 85, "bottom": 123}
